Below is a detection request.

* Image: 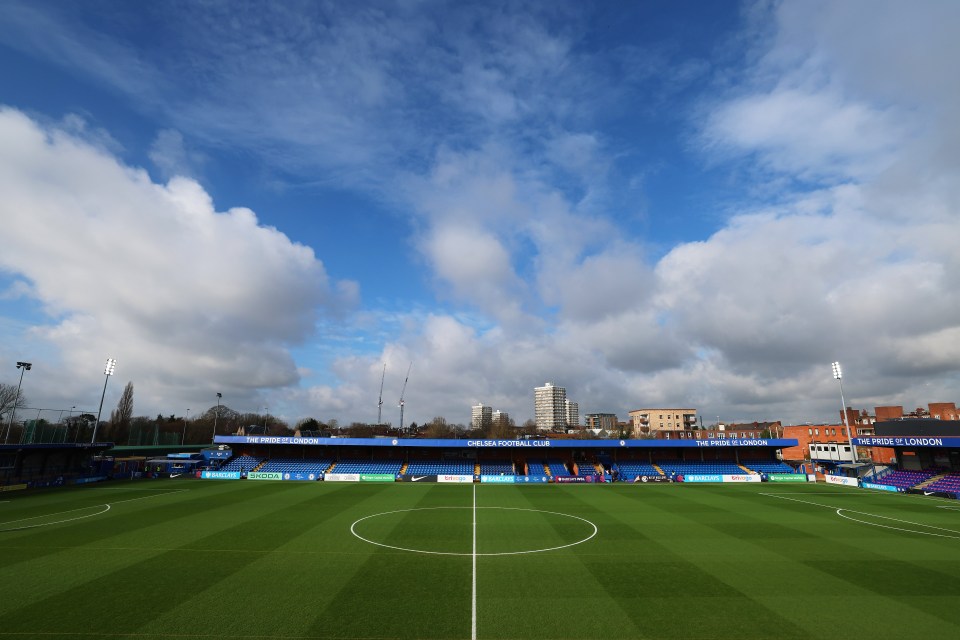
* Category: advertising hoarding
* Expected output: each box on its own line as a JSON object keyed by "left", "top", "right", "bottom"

{"left": 200, "top": 471, "right": 240, "bottom": 480}
{"left": 247, "top": 472, "right": 283, "bottom": 480}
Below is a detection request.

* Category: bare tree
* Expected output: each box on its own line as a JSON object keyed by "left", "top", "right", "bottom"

{"left": 484, "top": 414, "right": 514, "bottom": 440}
{"left": 423, "top": 416, "right": 453, "bottom": 439}
{"left": 107, "top": 382, "right": 134, "bottom": 444}
{"left": 0, "top": 382, "right": 28, "bottom": 420}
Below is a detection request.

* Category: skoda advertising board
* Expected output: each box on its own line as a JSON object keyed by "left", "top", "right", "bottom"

{"left": 247, "top": 472, "right": 283, "bottom": 481}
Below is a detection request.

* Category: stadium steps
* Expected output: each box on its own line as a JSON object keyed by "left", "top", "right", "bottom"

{"left": 543, "top": 462, "right": 551, "bottom": 476}
{"left": 917, "top": 473, "right": 947, "bottom": 489}
{"left": 738, "top": 463, "right": 753, "bottom": 473}
{"left": 399, "top": 462, "right": 408, "bottom": 474}
{"left": 327, "top": 462, "right": 336, "bottom": 471}
{"left": 475, "top": 463, "right": 481, "bottom": 476}
{"left": 652, "top": 464, "right": 664, "bottom": 475}
{"left": 252, "top": 460, "right": 267, "bottom": 472}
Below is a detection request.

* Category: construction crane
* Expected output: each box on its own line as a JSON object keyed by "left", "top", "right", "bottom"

{"left": 398, "top": 362, "right": 412, "bottom": 431}
{"left": 376, "top": 363, "right": 386, "bottom": 425}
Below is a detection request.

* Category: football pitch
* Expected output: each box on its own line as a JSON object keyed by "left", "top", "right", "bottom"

{"left": 3, "top": 481, "right": 960, "bottom": 640}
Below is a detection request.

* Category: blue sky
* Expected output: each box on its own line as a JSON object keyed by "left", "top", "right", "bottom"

{"left": 2, "top": 1, "right": 959, "bottom": 428}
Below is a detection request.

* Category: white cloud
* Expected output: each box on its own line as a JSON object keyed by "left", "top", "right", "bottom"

{"left": 706, "top": 87, "right": 906, "bottom": 179}
{"left": 0, "top": 107, "right": 356, "bottom": 415}
{"left": 148, "top": 129, "right": 205, "bottom": 180}
{"left": 2, "top": 2, "right": 959, "bottom": 429}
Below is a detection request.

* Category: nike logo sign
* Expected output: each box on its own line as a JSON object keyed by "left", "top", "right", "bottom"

{"left": 171, "top": 473, "right": 182, "bottom": 478}
{"left": 412, "top": 476, "right": 426, "bottom": 481}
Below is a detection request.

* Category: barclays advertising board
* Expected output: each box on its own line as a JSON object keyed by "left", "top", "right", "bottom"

{"left": 861, "top": 481, "right": 899, "bottom": 492}
{"left": 681, "top": 474, "right": 723, "bottom": 483}
{"left": 481, "top": 475, "right": 517, "bottom": 483}
{"left": 200, "top": 471, "right": 241, "bottom": 480}
{"left": 480, "top": 475, "right": 551, "bottom": 483}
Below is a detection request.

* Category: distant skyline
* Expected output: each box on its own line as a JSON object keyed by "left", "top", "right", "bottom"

{"left": 2, "top": 1, "right": 959, "bottom": 428}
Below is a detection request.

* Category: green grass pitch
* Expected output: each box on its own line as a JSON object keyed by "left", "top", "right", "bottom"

{"left": 3, "top": 480, "right": 960, "bottom": 639}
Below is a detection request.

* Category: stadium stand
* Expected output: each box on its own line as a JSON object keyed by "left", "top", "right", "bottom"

{"left": 221, "top": 454, "right": 263, "bottom": 473}
{"left": 479, "top": 460, "right": 515, "bottom": 475}
{"left": 657, "top": 460, "right": 749, "bottom": 476}
{"left": 539, "top": 459, "right": 569, "bottom": 477}
{"left": 575, "top": 463, "right": 600, "bottom": 476}
{"left": 740, "top": 459, "right": 796, "bottom": 474}
{"left": 258, "top": 458, "right": 332, "bottom": 476}
{"left": 617, "top": 462, "right": 662, "bottom": 481}
{"left": 925, "top": 473, "right": 960, "bottom": 493}
{"left": 405, "top": 460, "right": 475, "bottom": 475}
{"left": 870, "top": 469, "right": 938, "bottom": 490}
{"left": 330, "top": 459, "right": 403, "bottom": 475}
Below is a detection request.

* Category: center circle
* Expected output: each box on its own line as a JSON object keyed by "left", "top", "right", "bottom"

{"left": 350, "top": 506, "right": 597, "bottom": 556}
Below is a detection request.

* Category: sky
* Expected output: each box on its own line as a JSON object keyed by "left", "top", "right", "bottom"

{"left": 1, "top": 0, "right": 959, "bottom": 429}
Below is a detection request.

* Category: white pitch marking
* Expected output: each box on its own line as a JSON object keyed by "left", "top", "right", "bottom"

{"left": 350, "top": 506, "right": 598, "bottom": 556}
{"left": 0, "top": 504, "right": 111, "bottom": 532}
{"left": 762, "top": 492, "right": 960, "bottom": 539}
{"left": 0, "top": 489, "right": 186, "bottom": 533}
{"left": 835, "top": 509, "right": 960, "bottom": 538}
{"left": 471, "top": 483, "right": 477, "bottom": 640}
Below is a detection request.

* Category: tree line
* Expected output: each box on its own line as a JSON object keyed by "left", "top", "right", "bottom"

{"left": 2, "top": 380, "right": 628, "bottom": 445}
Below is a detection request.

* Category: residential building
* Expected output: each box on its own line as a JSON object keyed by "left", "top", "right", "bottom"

{"left": 585, "top": 413, "right": 618, "bottom": 431}
{"left": 471, "top": 404, "right": 492, "bottom": 430}
{"left": 652, "top": 425, "right": 768, "bottom": 441}
{"left": 628, "top": 408, "right": 696, "bottom": 436}
{"left": 492, "top": 410, "right": 510, "bottom": 426}
{"left": 534, "top": 382, "right": 568, "bottom": 431}
{"left": 875, "top": 403, "right": 958, "bottom": 421}
{"left": 565, "top": 400, "right": 579, "bottom": 427}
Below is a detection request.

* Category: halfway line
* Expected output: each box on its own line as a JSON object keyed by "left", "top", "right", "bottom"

{"left": 471, "top": 483, "right": 477, "bottom": 640}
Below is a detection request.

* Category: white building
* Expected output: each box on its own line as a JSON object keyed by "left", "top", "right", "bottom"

{"left": 471, "top": 404, "right": 493, "bottom": 430}
{"left": 565, "top": 399, "right": 579, "bottom": 427}
{"left": 534, "top": 382, "right": 568, "bottom": 431}
{"left": 492, "top": 410, "right": 510, "bottom": 426}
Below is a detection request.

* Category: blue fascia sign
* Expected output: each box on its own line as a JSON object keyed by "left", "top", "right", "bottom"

{"left": 213, "top": 435, "right": 798, "bottom": 449}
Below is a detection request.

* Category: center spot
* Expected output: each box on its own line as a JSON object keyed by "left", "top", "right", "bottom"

{"left": 350, "top": 506, "right": 597, "bottom": 556}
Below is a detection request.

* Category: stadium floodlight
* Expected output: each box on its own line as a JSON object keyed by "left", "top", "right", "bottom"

{"left": 5, "top": 361, "right": 32, "bottom": 444}
{"left": 831, "top": 361, "right": 858, "bottom": 463}
{"left": 212, "top": 392, "right": 222, "bottom": 443}
{"left": 92, "top": 358, "right": 116, "bottom": 443}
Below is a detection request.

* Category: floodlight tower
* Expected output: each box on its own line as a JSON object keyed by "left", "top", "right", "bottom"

{"left": 212, "top": 392, "right": 222, "bottom": 443}
{"left": 5, "top": 361, "right": 31, "bottom": 444}
{"left": 831, "top": 361, "right": 859, "bottom": 463}
{"left": 377, "top": 363, "right": 386, "bottom": 425}
{"left": 92, "top": 358, "right": 116, "bottom": 443}
{"left": 398, "top": 362, "right": 412, "bottom": 432}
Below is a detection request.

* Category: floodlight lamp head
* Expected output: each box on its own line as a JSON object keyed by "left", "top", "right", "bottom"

{"left": 831, "top": 361, "right": 842, "bottom": 380}
{"left": 16, "top": 361, "right": 32, "bottom": 370}
{"left": 104, "top": 358, "right": 117, "bottom": 376}
{"left": 217, "top": 392, "right": 222, "bottom": 399}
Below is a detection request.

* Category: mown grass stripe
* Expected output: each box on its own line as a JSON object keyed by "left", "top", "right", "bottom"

{"left": 304, "top": 484, "right": 472, "bottom": 640}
